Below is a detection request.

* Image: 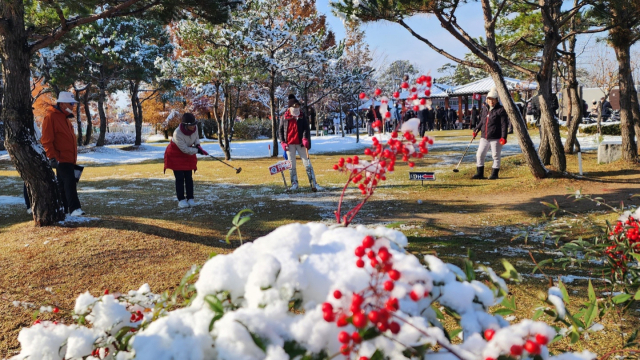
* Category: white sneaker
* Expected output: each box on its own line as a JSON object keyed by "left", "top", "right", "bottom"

{"left": 187, "top": 199, "right": 196, "bottom": 207}
{"left": 178, "top": 200, "right": 189, "bottom": 208}
{"left": 314, "top": 184, "right": 324, "bottom": 191}
{"left": 289, "top": 183, "right": 299, "bottom": 191}
{"left": 70, "top": 208, "right": 85, "bottom": 216}
{"left": 27, "top": 209, "right": 32, "bottom": 215}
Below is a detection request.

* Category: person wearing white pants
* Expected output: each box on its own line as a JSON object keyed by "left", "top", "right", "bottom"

{"left": 472, "top": 87, "right": 509, "bottom": 180}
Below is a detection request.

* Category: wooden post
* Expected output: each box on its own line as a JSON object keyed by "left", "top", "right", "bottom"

{"left": 458, "top": 96, "right": 463, "bottom": 125}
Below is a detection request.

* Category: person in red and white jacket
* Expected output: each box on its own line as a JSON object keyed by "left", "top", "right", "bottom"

{"left": 472, "top": 87, "right": 509, "bottom": 180}
{"left": 277, "top": 94, "right": 320, "bottom": 191}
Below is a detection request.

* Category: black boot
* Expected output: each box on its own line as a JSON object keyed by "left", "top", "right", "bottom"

{"left": 488, "top": 168, "right": 500, "bottom": 180}
{"left": 471, "top": 166, "right": 485, "bottom": 179}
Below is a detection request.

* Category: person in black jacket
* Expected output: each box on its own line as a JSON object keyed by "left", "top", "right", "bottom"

{"left": 472, "top": 87, "right": 509, "bottom": 180}
{"left": 471, "top": 105, "right": 479, "bottom": 129}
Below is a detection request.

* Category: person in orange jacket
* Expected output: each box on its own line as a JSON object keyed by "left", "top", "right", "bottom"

{"left": 41, "top": 91, "right": 84, "bottom": 216}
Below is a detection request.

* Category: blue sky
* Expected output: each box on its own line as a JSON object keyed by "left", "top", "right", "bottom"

{"left": 316, "top": 0, "right": 486, "bottom": 76}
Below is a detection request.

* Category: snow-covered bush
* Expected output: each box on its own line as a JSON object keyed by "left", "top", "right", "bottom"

{"left": 11, "top": 223, "right": 593, "bottom": 360}
{"left": 233, "top": 118, "right": 272, "bottom": 140}
{"left": 103, "top": 133, "right": 148, "bottom": 145}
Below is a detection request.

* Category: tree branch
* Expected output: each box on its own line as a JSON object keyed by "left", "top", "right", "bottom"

{"left": 29, "top": 0, "right": 144, "bottom": 53}
{"left": 489, "top": 0, "right": 509, "bottom": 29}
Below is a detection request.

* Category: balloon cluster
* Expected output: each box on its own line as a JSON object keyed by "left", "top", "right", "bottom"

{"left": 359, "top": 75, "right": 433, "bottom": 117}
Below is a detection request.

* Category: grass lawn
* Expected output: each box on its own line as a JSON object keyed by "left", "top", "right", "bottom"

{"left": 1, "top": 130, "right": 639, "bottom": 357}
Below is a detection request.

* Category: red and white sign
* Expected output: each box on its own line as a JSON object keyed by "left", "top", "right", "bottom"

{"left": 269, "top": 160, "right": 292, "bottom": 175}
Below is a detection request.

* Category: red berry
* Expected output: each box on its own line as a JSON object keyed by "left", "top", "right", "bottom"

{"left": 391, "top": 131, "right": 398, "bottom": 138}
{"left": 388, "top": 269, "right": 401, "bottom": 280}
{"left": 33, "top": 319, "right": 41, "bottom": 325}
{"left": 524, "top": 340, "right": 540, "bottom": 354}
{"left": 379, "top": 251, "right": 391, "bottom": 262}
{"left": 367, "top": 310, "right": 380, "bottom": 323}
{"left": 360, "top": 357, "right": 369, "bottom": 360}
{"left": 323, "top": 311, "right": 335, "bottom": 322}
{"left": 338, "top": 331, "right": 351, "bottom": 343}
{"left": 485, "top": 358, "right": 495, "bottom": 360}
{"left": 359, "top": 92, "right": 366, "bottom": 99}
{"left": 352, "top": 313, "right": 367, "bottom": 328}
{"left": 340, "top": 344, "right": 350, "bottom": 355}
{"left": 510, "top": 344, "right": 523, "bottom": 356}
{"left": 53, "top": 307, "right": 59, "bottom": 313}
{"left": 413, "top": 106, "right": 419, "bottom": 112}
{"left": 352, "top": 294, "right": 364, "bottom": 306}
{"left": 408, "top": 162, "right": 415, "bottom": 168}
{"left": 333, "top": 290, "right": 342, "bottom": 299}
{"left": 362, "top": 236, "right": 375, "bottom": 248}
{"left": 356, "top": 259, "right": 365, "bottom": 268}
{"left": 424, "top": 89, "right": 431, "bottom": 97}
{"left": 104, "top": 289, "right": 109, "bottom": 295}
{"left": 367, "top": 250, "right": 376, "bottom": 259}
{"left": 393, "top": 91, "right": 400, "bottom": 98}
{"left": 350, "top": 303, "right": 361, "bottom": 314}
{"left": 351, "top": 331, "right": 362, "bottom": 343}
{"left": 401, "top": 82, "right": 409, "bottom": 89}
{"left": 377, "top": 321, "right": 388, "bottom": 332}
{"left": 337, "top": 314, "right": 348, "bottom": 327}
{"left": 354, "top": 246, "right": 365, "bottom": 257}
{"left": 322, "top": 302, "right": 333, "bottom": 312}
{"left": 484, "top": 329, "right": 495, "bottom": 341}
{"left": 370, "top": 259, "right": 378, "bottom": 267}
{"left": 389, "top": 321, "right": 400, "bottom": 334}
{"left": 410, "top": 290, "right": 420, "bottom": 301}
{"left": 374, "top": 88, "right": 382, "bottom": 96}
{"left": 333, "top": 164, "right": 339, "bottom": 170}
{"left": 535, "top": 334, "right": 548, "bottom": 345}
{"left": 383, "top": 280, "right": 394, "bottom": 291}
{"left": 385, "top": 297, "right": 399, "bottom": 311}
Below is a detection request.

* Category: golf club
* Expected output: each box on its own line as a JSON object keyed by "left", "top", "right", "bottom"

{"left": 305, "top": 148, "right": 317, "bottom": 192}
{"left": 208, "top": 154, "right": 242, "bottom": 174}
{"left": 452, "top": 136, "right": 475, "bottom": 173}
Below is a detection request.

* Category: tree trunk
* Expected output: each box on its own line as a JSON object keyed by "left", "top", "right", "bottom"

{"left": 538, "top": 120, "right": 551, "bottom": 165}
{"left": 629, "top": 84, "right": 640, "bottom": 154}
{"left": 339, "top": 99, "right": 344, "bottom": 137}
{"left": 74, "top": 88, "right": 83, "bottom": 147}
{"left": 536, "top": 71, "right": 566, "bottom": 171}
{"left": 490, "top": 72, "right": 548, "bottom": 178}
{"left": 0, "top": 68, "right": 4, "bottom": 151}
{"left": 96, "top": 78, "right": 107, "bottom": 147}
{"left": 1, "top": 1, "right": 64, "bottom": 225}
{"left": 564, "top": 30, "right": 583, "bottom": 154}
{"left": 223, "top": 90, "right": 231, "bottom": 160}
{"left": 613, "top": 43, "right": 638, "bottom": 161}
{"left": 129, "top": 81, "right": 143, "bottom": 146}
{"left": 83, "top": 86, "right": 93, "bottom": 146}
{"left": 269, "top": 72, "right": 278, "bottom": 157}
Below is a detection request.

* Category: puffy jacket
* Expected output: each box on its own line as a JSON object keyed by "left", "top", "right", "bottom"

{"left": 41, "top": 106, "right": 77, "bottom": 164}
{"left": 475, "top": 103, "right": 509, "bottom": 140}
{"left": 164, "top": 126, "right": 200, "bottom": 172}
{"left": 418, "top": 108, "right": 433, "bottom": 124}
{"left": 278, "top": 110, "right": 311, "bottom": 147}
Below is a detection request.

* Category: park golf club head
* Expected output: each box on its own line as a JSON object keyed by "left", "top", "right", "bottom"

{"left": 236, "top": 167, "right": 242, "bottom": 174}
{"left": 452, "top": 168, "right": 459, "bottom": 173}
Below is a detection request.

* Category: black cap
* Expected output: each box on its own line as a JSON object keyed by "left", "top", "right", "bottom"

{"left": 182, "top": 113, "right": 198, "bottom": 125}
{"left": 288, "top": 94, "right": 297, "bottom": 100}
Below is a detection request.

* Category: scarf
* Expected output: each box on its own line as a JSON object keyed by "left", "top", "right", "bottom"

{"left": 180, "top": 123, "right": 196, "bottom": 136}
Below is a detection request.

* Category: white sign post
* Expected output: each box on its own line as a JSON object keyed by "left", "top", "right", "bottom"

{"left": 269, "top": 160, "right": 292, "bottom": 187}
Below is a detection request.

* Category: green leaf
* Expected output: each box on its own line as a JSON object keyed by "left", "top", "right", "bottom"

{"left": 570, "top": 330, "right": 580, "bottom": 344}
{"left": 493, "top": 308, "right": 515, "bottom": 316}
{"left": 233, "top": 209, "right": 254, "bottom": 225}
{"left": 629, "top": 253, "right": 640, "bottom": 262}
{"left": 501, "top": 296, "right": 517, "bottom": 310}
{"left": 226, "top": 227, "right": 237, "bottom": 244}
{"left": 114, "top": 327, "right": 134, "bottom": 342}
{"left": 588, "top": 280, "right": 596, "bottom": 303}
{"left": 449, "top": 328, "right": 463, "bottom": 338}
{"left": 209, "top": 313, "right": 223, "bottom": 332}
{"left": 612, "top": 293, "right": 633, "bottom": 304}
{"left": 500, "top": 259, "right": 521, "bottom": 282}
{"left": 635, "top": 289, "right": 640, "bottom": 301}
{"left": 283, "top": 340, "right": 307, "bottom": 358}
{"left": 584, "top": 303, "right": 597, "bottom": 328}
{"left": 236, "top": 215, "right": 252, "bottom": 227}
{"left": 235, "top": 320, "right": 267, "bottom": 353}
{"left": 558, "top": 281, "right": 570, "bottom": 304}
{"left": 369, "top": 349, "right": 384, "bottom": 360}
{"left": 431, "top": 304, "right": 444, "bottom": 320}
{"left": 204, "top": 295, "right": 224, "bottom": 314}
{"left": 361, "top": 326, "right": 381, "bottom": 340}
{"left": 625, "top": 328, "right": 639, "bottom": 346}
{"left": 463, "top": 259, "right": 475, "bottom": 282}
{"left": 532, "top": 309, "right": 544, "bottom": 320}
{"left": 402, "top": 344, "right": 431, "bottom": 358}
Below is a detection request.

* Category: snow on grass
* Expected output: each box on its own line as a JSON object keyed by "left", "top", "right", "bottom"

{"left": 0, "top": 195, "right": 24, "bottom": 206}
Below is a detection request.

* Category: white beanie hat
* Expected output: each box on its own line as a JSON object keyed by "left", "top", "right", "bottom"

{"left": 486, "top": 87, "right": 499, "bottom": 99}
{"left": 56, "top": 91, "right": 78, "bottom": 104}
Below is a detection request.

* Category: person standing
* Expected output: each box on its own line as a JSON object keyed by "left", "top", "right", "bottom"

{"left": 366, "top": 105, "right": 376, "bottom": 136}
{"left": 472, "top": 88, "right": 508, "bottom": 180}
{"left": 278, "top": 94, "right": 320, "bottom": 191}
{"left": 471, "top": 105, "right": 479, "bottom": 129}
{"left": 41, "top": 92, "right": 84, "bottom": 216}
{"left": 346, "top": 111, "right": 355, "bottom": 134}
{"left": 164, "top": 113, "right": 208, "bottom": 208}
{"left": 435, "top": 106, "right": 445, "bottom": 131}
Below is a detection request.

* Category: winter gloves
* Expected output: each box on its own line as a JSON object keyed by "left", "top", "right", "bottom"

{"left": 472, "top": 131, "right": 477, "bottom": 139}
{"left": 302, "top": 138, "right": 310, "bottom": 150}
{"left": 499, "top": 138, "right": 506, "bottom": 145}
{"left": 281, "top": 142, "right": 289, "bottom": 152}
{"left": 196, "top": 145, "right": 208, "bottom": 156}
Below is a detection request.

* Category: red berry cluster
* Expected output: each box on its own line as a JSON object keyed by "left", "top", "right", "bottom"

{"left": 91, "top": 347, "right": 109, "bottom": 359}
{"left": 322, "top": 235, "right": 430, "bottom": 358}
{"left": 396, "top": 75, "right": 432, "bottom": 112}
{"left": 130, "top": 310, "right": 144, "bottom": 322}
{"left": 606, "top": 216, "right": 640, "bottom": 273}
{"left": 483, "top": 329, "right": 549, "bottom": 360}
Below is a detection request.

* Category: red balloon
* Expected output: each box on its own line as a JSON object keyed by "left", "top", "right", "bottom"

{"left": 359, "top": 92, "right": 366, "bottom": 99}
{"left": 413, "top": 105, "right": 419, "bottom": 112}
{"left": 420, "top": 98, "right": 426, "bottom": 105}
{"left": 410, "top": 86, "right": 417, "bottom": 93}
{"left": 393, "top": 91, "right": 400, "bottom": 98}
{"left": 374, "top": 88, "right": 382, "bottom": 96}
{"left": 424, "top": 89, "right": 431, "bottom": 96}
{"left": 401, "top": 82, "right": 409, "bottom": 89}
{"left": 425, "top": 76, "right": 432, "bottom": 82}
